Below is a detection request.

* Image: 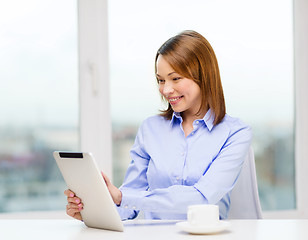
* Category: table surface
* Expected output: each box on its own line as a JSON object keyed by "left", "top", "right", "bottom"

{"left": 1, "top": 219, "right": 308, "bottom": 240}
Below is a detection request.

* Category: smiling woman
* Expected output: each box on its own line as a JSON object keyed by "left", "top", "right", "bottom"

{"left": 66, "top": 29, "right": 252, "bottom": 221}
{"left": 155, "top": 31, "right": 225, "bottom": 127}
{"left": 109, "top": 0, "right": 295, "bottom": 214}
{"left": 156, "top": 55, "right": 204, "bottom": 124}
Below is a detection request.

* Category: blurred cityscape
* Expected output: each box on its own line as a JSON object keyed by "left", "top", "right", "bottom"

{"left": 0, "top": 121, "right": 295, "bottom": 213}
{"left": 0, "top": 126, "right": 78, "bottom": 212}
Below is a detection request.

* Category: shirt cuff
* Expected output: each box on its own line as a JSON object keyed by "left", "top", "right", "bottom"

{"left": 119, "top": 188, "right": 146, "bottom": 211}
{"left": 116, "top": 205, "right": 138, "bottom": 220}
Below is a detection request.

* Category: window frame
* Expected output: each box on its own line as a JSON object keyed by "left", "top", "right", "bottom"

{"left": 294, "top": 0, "right": 308, "bottom": 219}
{"left": 78, "top": 0, "right": 113, "bottom": 178}
{"left": 262, "top": 0, "right": 308, "bottom": 219}
{"left": 78, "top": 0, "right": 308, "bottom": 218}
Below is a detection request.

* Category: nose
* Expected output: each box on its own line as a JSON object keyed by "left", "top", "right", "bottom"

{"left": 161, "top": 81, "right": 174, "bottom": 96}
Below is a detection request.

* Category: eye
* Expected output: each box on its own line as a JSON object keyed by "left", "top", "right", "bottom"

{"left": 173, "top": 77, "right": 181, "bottom": 81}
{"left": 157, "top": 79, "right": 165, "bottom": 84}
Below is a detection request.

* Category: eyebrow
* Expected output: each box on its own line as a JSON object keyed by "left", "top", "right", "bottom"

{"left": 156, "top": 72, "right": 177, "bottom": 78}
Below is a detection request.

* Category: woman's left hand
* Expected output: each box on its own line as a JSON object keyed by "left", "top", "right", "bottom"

{"left": 101, "top": 172, "right": 122, "bottom": 206}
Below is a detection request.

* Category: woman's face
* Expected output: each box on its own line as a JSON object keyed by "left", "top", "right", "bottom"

{"left": 156, "top": 55, "right": 202, "bottom": 118}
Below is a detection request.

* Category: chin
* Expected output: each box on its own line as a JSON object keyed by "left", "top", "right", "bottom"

{"left": 171, "top": 107, "right": 184, "bottom": 113}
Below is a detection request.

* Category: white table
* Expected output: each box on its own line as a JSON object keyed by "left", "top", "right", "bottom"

{"left": 1, "top": 219, "right": 308, "bottom": 240}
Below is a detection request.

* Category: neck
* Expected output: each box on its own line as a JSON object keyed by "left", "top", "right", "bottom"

{"left": 182, "top": 107, "right": 208, "bottom": 125}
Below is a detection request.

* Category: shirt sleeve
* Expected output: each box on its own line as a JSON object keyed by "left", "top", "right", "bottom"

{"left": 118, "top": 121, "right": 252, "bottom": 216}
{"left": 194, "top": 124, "right": 252, "bottom": 204}
{"left": 117, "top": 123, "right": 151, "bottom": 220}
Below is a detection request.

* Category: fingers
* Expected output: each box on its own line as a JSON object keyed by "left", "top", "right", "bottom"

{"left": 101, "top": 171, "right": 107, "bottom": 181}
{"left": 64, "top": 189, "right": 83, "bottom": 221}
{"left": 67, "top": 202, "right": 83, "bottom": 210}
{"left": 67, "top": 196, "right": 82, "bottom": 204}
{"left": 66, "top": 200, "right": 83, "bottom": 220}
{"left": 64, "top": 189, "right": 75, "bottom": 198}
{"left": 64, "top": 189, "right": 82, "bottom": 204}
{"left": 66, "top": 200, "right": 83, "bottom": 211}
{"left": 66, "top": 206, "right": 83, "bottom": 220}
{"left": 101, "top": 171, "right": 111, "bottom": 186}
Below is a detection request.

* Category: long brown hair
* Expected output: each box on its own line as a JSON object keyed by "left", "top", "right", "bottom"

{"left": 155, "top": 30, "right": 226, "bottom": 126}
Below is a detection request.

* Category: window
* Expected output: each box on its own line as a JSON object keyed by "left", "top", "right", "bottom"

{"left": 0, "top": 0, "right": 78, "bottom": 212}
{"left": 2, "top": 0, "right": 300, "bottom": 216}
{"left": 108, "top": 0, "right": 295, "bottom": 211}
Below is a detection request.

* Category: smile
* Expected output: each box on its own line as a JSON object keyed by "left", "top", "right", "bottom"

{"left": 168, "top": 96, "right": 183, "bottom": 105}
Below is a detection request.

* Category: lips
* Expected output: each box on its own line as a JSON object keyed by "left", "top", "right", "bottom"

{"left": 168, "top": 96, "right": 183, "bottom": 105}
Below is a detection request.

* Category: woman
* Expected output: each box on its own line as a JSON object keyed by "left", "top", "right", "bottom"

{"left": 64, "top": 30, "right": 252, "bottom": 220}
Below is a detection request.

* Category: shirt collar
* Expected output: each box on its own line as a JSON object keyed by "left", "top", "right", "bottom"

{"left": 170, "top": 112, "right": 182, "bottom": 127}
{"left": 169, "top": 109, "right": 215, "bottom": 131}
{"left": 202, "top": 109, "right": 215, "bottom": 131}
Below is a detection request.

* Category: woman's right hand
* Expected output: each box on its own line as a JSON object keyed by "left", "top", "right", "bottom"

{"left": 64, "top": 189, "right": 83, "bottom": 221}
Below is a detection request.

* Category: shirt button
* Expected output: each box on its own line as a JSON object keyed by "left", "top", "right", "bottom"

{"left": 124, "top": 205, "right": 128, "bottom": 209}
{"left": 196, "top": 121, "right": 199, "bottom": 124}
{"left": 176, "top": 177, "right": 180, "bottom": 180}
{"left": 181, "top": 152, "right": 185, "bottom": 156}
{"left": 132, "top": 206, "right": 136, "bottom": 210}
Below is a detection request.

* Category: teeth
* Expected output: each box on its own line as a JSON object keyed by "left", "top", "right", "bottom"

{"left": 169, "top": 97, "right": 181, "bottom": 102}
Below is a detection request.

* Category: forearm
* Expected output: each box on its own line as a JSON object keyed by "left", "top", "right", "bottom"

{"left": 119, "top": 185, "right": 207, "bottom": 214}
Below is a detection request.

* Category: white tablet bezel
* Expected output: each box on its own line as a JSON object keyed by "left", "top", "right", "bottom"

{"left": 53, "top": 151, "right": 124, "bottom": 232}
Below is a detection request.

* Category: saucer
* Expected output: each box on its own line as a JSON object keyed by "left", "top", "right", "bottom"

{"left": 176, "top": 221, "right": 231, "bottom": 235}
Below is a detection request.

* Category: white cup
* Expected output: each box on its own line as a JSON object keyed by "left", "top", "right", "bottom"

{"left": 187, "top": 204, "right": 219, "bottom": 227}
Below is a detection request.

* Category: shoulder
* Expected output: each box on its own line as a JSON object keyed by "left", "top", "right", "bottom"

{"left": 135, "top": 115, "right": 170, "bottom": 142}
{"left": 218, "top": 114, "right": 252, "bottom": 140}
{"left": 140, "top": 115, "right": 170, "bottom": 128}
{"left": 136, "top": 115, "right": 170, "bottom": 135}
{"left": 221, "top": 114, "right": 250, "bottom": 129}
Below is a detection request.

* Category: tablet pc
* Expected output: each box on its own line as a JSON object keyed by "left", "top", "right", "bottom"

{"left": 53, "top": 151, "right": 124, "bottom": 232}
